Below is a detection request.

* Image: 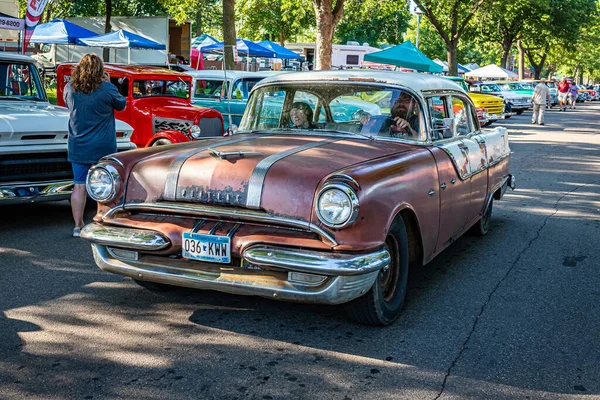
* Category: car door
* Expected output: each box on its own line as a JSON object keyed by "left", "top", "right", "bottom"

{"left": 427, "top": 95, "right": 474, "bottom": 250}
{"left": 450, "top": 94, "right": 488, "bottom": 225}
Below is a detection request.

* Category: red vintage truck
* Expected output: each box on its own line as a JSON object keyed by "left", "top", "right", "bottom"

{"left": 57, "top": 64, "right": 224, "bottom": 147}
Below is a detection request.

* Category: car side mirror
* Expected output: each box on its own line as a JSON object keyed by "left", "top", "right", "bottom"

{"left": 213, "top": 93, "right": 222, "bottom": 101}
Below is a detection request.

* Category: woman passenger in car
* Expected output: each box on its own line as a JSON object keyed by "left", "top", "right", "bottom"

{"left": 289, "top": 102, "right": 317, "bottom": 129}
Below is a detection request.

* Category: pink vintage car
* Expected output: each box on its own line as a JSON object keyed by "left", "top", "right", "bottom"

{"left": 81, "top": 71, "right": 515, "bottom": 326}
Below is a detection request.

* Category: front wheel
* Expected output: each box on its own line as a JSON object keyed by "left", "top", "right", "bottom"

{"left": 515, "top": 109, "right": 524, "bottom": 115}
{"left": 344, "top": 218, "right": 410, "bottom": 326}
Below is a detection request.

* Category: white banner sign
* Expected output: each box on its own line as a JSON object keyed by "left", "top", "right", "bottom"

{"left": 0, "top": 16, "right": 24, "bottom": 31}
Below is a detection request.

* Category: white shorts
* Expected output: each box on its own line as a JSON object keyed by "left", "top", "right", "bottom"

{"left": 558, "top": 92, "right": 568, "bottom": 101}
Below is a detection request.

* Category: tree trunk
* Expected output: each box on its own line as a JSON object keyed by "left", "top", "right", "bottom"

{"left": 312, "top": 0, "right": 345, "bottom": 70}
{"left": 103, "top": 0, "right": 112, "bottom": 62}
{"left": 446, "top": 41, "right": 458, "bottom": 76}
{"left": 517, "top": 39, "right": 524, "bottom": 80}
{"left": 222, "top": 0, "right": 236, "bottom": 70}
{"left": 500, "top": 36, "right": 512, "bottom": 69}
{"left": 279, "top": 31, "right": 285, "bottom": 46}
{"left": 315, "top": 12, "right": 334, "bottom": 70}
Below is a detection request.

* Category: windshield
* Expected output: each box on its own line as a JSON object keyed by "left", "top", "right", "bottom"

{"left": 0, "top": 61, "right": 46, "bottom": 101}
{"left": 133, "top": 79, "right": 190, "bottom": 99}
{"left": 239, "top": 83, "right": 426, "bottom": 141}
{"left": 546, "top": 82, "right": 557, "bottom": 88}
{"left": 479, "top": 84, "right": 501, "bottom": 93}
{"left": 520, "top": 83, "right": 534, "bottom": 90}
{"left": 504, "top": 83, "right": 524, "bottom": 91}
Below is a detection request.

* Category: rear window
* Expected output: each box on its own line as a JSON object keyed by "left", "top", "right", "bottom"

{"left": 133, "top": 79, "right": 190, "bottom": 99}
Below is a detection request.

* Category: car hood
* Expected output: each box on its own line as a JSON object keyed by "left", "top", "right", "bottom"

{"left": 0, "top": 100, "right": 133, "bottom": 145}
{"left": 124, "top": 133, "right": 415, "bottom": 221}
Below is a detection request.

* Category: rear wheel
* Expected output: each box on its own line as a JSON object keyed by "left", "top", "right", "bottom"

{"left": 344, "top": 218, "right": 410, "bottom": 326}
{"left": 151, "top": 139, "right": 172, "bottom": 147}
{"left": 133, "top": 279, "right": 175, "bottom": 293}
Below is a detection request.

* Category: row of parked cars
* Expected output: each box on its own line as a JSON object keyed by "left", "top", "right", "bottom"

{"left": 1, "top": 52, "right": 516, "bottom": 325}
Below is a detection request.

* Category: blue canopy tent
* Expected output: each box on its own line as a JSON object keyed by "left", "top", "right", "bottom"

{"left": 29, "top": 19, "right": 97, "bottom": 45}
{"left": 79, "top": 29, "right": 166, "bottom": 64}
{"left": 200, "top": 39, "right": 277, "bottom": 58}
{"left": 28, "top": 19, "right": 98, "bottom": 63}
{"left": 364, "top": 41, "right": 443, "bottom": 73}
{"left": 256, "top": 40, "right": 300, "bottom": 59}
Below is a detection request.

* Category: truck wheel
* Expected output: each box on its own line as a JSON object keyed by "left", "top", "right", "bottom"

{"left": 515, "top": 110, "right": 524, "bottom": 115}
{"left": 344, "top": 218, "right": 409, "bottom": 326}
{"left": 133, "top": 279, "right": 174, "bottom": 293}
{"left": 152, "top": 139, "right": 172, "bottom": 146}
{"left": 471, "top": 198, "right": 493, "bottom": 236}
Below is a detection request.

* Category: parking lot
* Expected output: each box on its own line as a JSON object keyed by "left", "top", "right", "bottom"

{"left": 1, "top": 103, "right": 599, "bottom": 400}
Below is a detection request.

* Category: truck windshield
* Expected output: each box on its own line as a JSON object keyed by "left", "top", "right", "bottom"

{"left": 0, "top": 61, "right": 46, "bottom": 101}
{"left": 132, "top": 79, "right": 190, "bottom": 99}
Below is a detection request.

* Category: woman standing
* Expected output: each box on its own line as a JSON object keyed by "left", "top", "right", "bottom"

{"left": 64, "top": 54, "right": 126, "bottom": 237}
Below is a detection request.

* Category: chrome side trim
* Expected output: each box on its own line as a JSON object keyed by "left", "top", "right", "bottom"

{"left": 163, "top": 135, "right": 261, "bottom": 201}
{"left": 245, "top": 138, "right": 339, "bottom": 208}
{"left": 242, "top": 246, "right": 389, "bottom": 276}
{"left": 118, "top": 201, "right": 338, "bottom": 247}
{"left": 81, "top": 223, "right": 170, "bottom": 251}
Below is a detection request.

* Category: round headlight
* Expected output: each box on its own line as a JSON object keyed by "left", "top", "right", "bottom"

{"left": 316, "top": 184, "right": 359, "bottom": 228}
{"left": 86, "top": 166, "right": 119, "bottom": 202}
{"left": 189, "top": 125, "right": 202, "bottom": 139}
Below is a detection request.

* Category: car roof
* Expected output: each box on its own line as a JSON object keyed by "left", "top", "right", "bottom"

{"left": 0, "top": 53, "right": 36, "bottom": 63}
{"left": 255, "top": 70, "right": 465, "bottom": 94}
{"left": 58, "top": 63, "right": 191, "bottom": 78}
{"left": 185, "top": 70, "right": 284, "bottom": 80}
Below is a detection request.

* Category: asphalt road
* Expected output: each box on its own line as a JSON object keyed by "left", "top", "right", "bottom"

{"left": 1, "top": 103, "right": 599, "bottom": 400}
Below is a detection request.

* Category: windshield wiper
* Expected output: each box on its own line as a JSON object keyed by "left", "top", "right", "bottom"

{"left": 313, "top": 128, "right": 374, "bottom": 141}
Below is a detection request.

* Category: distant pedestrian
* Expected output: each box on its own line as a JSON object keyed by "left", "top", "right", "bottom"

{"left": 531, "top": 80, "right": 551, "bottom": 125}
{"left": 568, "top": 81, "right": 579, "bottom": 109}
{"left": 63, "top": 54, "right": 126, "bottom": 237}
{"left": 558, "top": 77, "right": 570, "bottom": 111}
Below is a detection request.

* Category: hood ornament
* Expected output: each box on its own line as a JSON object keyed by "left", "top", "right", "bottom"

{"left": 208, "top": 148, "right": 262, "bottom": 160}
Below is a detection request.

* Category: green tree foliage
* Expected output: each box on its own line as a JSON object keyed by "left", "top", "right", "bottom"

{"left": 235, "top": 0, "right": 314, "bottom": 44}
{"left": 412, "top": 0, "right": 494, "bottom": 76}
{"left": 520, "top": 0, "right": 597, "bottom": 79}
{"left": 334, "top": 0, "right": 410, "bottom": 46}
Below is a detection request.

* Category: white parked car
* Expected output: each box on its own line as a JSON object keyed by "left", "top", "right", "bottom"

{"left": 0, "top": 53, "right": 135, "bottom": 205}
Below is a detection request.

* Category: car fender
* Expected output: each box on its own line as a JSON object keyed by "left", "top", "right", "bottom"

{"left": 145, "top": 130, "right": 190, "bottom": 147}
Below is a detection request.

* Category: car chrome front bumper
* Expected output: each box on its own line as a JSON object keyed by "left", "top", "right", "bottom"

{"left": 82, "top": 223, "right": 389, "bottom": 305}
{"left": 0, "top": 180, "right": 73, "bottom": 205}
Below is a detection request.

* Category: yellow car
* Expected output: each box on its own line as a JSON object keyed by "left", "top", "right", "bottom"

{"left": 446, "top": 77, "right": 505, "bottom": 127}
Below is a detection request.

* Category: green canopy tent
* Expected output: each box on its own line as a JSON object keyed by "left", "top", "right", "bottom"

{"left": 364, "top": 41, "right": 443, "bottom": 73}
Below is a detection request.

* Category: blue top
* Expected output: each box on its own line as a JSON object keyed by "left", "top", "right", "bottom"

{"left": 64, "top": 81, "right": 126, "bottom": 164}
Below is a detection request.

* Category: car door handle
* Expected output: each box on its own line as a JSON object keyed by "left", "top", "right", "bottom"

{"left": 428, "top": 189, "right": 435, "bottom": 196}
{"left": 441, "top": 183, "right": 447, "bottom": 190}
{"left": 451, "top": 179, "right": 456, "bottom": 184}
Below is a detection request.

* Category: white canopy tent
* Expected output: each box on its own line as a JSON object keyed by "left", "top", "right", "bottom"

{"left": 466, "top": 64, "right": 518, "bottom": 79}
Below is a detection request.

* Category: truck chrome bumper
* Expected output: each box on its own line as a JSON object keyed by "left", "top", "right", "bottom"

{"left": 0, "top": 180, "right": 73, "bottom": 204}
{"left": 83, "top": 223, "right": 388, "bottom": 305}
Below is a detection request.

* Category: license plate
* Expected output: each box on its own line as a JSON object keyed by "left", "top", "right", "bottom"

{"left": 182, "top": 232, "right": 231, "bottom": 263}
{"left": 489, "top": 114, "right": 501, "bottom": 119}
